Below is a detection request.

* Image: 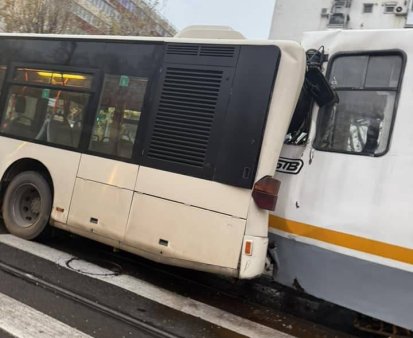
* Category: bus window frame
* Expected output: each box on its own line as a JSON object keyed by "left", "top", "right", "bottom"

{"left": 313, "top": 49, "right": 407, "bottom": 157}
{"left": 133, "top": 68, "right": 163, "bottom": 165}
{"left": 0, "top": 62, "right": 102, "bottom": 154}
{"left": 84, "top": 72, "right": 157, "bottom": 164}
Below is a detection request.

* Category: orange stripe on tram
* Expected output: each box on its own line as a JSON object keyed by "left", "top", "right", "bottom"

{"left": 269, "top": 215, "right": 413, "bottom": 265}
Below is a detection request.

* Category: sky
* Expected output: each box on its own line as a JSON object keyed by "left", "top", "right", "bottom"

{"left": 159, "top": 0, "right": 277, "bottom": 39}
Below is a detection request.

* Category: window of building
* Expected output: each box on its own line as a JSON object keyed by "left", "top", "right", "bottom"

{"left": 328, "top": 13, "right": 346, "bottom": 26}
{"left": 119, "top": 0, "right": 137, "bottom": 13}
{"left": 73, "top": 4, "right": 102, "bottom": 28}
{"left": 89, "top": 75, "right": 148, "bottom": 159}
{"left": 314, "top": 54, "right": 403, "bottom": 156}
{"left": 0, "top": 67, "right": 93, "bottom": 148}
{"left": 363, "top": 3, "right": 374, "bottom": 13}
{"left": 384, "top": 4, "right": 396, "bottom": 13}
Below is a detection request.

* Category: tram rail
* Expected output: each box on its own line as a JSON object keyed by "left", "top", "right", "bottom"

{"left": 82, "top": 238, "right": 413, "bottom": 338}
{"left": 0, "top": 259, "right": 181, "bottom": 338}
{"left": 1, "top": 227, "right": 409, "bottom": 338}
{"left": 47, "top": 232, "right": 359, "bottom": 338}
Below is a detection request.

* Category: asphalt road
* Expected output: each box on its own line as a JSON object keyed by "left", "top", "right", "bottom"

{"left": 0, "top": 222, "right": 367, "bottom": 338}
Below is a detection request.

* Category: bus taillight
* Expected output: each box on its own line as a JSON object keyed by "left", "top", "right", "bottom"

{"left": 252, "top": 176, "right": 281, "bottom": 211}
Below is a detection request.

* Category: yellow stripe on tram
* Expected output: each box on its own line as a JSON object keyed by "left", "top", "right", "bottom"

{"left": 269, "top": 215, "right": 413, "bottom": 265}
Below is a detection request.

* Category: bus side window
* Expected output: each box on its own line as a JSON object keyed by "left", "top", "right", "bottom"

{"left": 1, "top": 86, "right": 89, "bottom": 147}
{"left": 88, "top": 75, "right": 148, "bottom": 159}
{"left": 0, "top": 67, "right": 92, "bottom": 148}
{"left": 314, "top": 54, "right": 403, "bottom": 156}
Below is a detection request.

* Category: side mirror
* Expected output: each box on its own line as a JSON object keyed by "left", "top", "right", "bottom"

{"left": 305, "top": 67, "right": 339, "bottom": 107}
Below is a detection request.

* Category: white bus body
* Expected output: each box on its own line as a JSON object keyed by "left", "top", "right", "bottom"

{"left": 271, "top": 29, "right": 413, "bottom": 329}
{"left": 0, "top": 31, "right": 305, "bottom": 279}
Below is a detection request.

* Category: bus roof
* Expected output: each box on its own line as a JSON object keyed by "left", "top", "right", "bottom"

{"left": 0, "top": 31, "right": 298, "bottom": 47}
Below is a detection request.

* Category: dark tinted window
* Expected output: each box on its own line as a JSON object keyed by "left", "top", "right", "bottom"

{"left": 89, "top": 74, "right": 148, "bottom": 159}
{"left": 0, "top": 66, "right": 93, "bottom": 148}
{"left": 1, "top": 85, "right": 89, "bottom": 148}
{"left": 315, "top": 53, "right": 403, "bottom": 156}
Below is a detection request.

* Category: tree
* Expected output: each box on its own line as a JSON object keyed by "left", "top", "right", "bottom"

{"left": 0, "top": 0, "right": 76, "bottom": 34}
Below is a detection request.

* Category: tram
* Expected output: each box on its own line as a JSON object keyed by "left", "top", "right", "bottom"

{"left": 271, "top": 29, "right": 413, "bottom": 330}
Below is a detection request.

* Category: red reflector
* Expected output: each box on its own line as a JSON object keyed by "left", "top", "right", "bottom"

{"left": 252, "top": 176, "right": 281, "bottom": 211}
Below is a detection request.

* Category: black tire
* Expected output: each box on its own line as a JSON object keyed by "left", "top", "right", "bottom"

{"left": 2, "top": 171, "right": 52, "bottom": 240}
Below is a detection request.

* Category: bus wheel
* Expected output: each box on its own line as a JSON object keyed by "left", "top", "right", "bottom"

{"left": 2, "top": 171, "right": 52, "bottom": 240}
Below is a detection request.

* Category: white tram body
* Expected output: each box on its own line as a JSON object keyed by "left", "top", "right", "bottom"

{"left": 271, "top": 29, "right": 413, "bottom": 329}
{"left": 0, "top": 30, "right": 305, "bottom": 279}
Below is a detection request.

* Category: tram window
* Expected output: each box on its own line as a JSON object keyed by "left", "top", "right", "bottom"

{"left": 315, "top": 54, "right": 403, "bottom": 156}
{"left": 285, "top": 86, "right": 313, "bottom": 145}
{"left": 365, "top": 56, "right": 402, "bottom": 88}
{"left": 329, "top": 56, "right": 368, "bottom": 88}
{"left": 89, "top": 75, "right": 148, "bottom": 159}
{"left": 0, "top": 85, "right": 89, "bottom": 148}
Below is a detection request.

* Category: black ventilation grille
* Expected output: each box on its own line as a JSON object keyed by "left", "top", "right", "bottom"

{"left": 166, "top": 43, "right": 236, "bottom": 58}
{"left": 166, "top": 44, "right": 198, "bottom": 56}
{"left": 200, "top": 45, "right": 235, "bottom": 58}
{"left": 147, "top": 67, "right": 224, "bottom": 167}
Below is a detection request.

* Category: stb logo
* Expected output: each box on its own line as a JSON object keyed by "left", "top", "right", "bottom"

{"left": 276, "top": 157, "right": 304, "bottom": 175}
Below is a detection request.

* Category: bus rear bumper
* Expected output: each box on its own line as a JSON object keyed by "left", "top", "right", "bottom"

{"left": 238, "top": 235, "right": 268, "bottom": 279}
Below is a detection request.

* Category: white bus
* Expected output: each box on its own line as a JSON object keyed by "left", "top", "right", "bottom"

{"left": 0, "top": 27, "right": 306, "bottom": 279}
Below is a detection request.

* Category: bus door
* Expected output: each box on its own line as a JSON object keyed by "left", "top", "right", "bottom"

{"left": 68, "top": 74, "right": 148, "bottom": 241}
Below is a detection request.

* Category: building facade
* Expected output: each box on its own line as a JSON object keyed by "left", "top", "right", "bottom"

{"left": 0, "top": 0, "right": 176, "bottom": 36}
{"left": 270, "top": 0, "right": 413, "bottom": 40}
{"left": 71, "top": 0, "right": 176, "bottom": 36}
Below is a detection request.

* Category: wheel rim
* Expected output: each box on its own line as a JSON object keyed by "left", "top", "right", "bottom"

{"left": 10, "top": 183, "right": 41, "bottom": 228}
